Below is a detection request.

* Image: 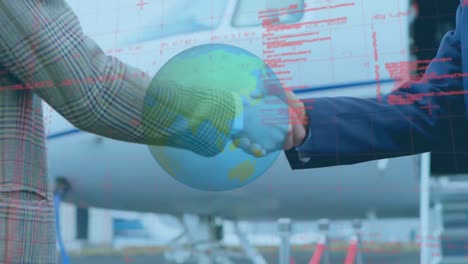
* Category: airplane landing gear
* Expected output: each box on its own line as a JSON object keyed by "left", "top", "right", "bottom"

{"left": 164, "top": 214, "right": 267, "bottom": 264}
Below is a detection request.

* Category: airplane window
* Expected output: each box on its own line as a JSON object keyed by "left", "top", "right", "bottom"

{"left": 118, "top": 0, "right": 228, "bottom": 45}
{"left": 232, "top": 0, "right": 304, "bottom": 27}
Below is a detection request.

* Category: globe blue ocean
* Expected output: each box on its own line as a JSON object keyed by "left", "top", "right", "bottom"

{"left": 144, "top": 44, "right": 288, "bottom": 191}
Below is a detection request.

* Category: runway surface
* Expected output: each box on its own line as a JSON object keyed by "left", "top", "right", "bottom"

{"left": 58, "top": 247, "right": 420, "bottom": 264}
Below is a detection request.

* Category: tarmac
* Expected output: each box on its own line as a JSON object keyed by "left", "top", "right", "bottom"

{"left": 58, "top": 245, "right": 420, "bottom": 264}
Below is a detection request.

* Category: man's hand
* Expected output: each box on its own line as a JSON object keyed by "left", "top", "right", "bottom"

{"left": 249, "top": 88, "right": 308, "bottom": 151}
{"left": 282, "top": 89, "right": 308, "bottom": 150}
{"left": 232, "top": 89, "right": 308, "bottom": 157}
{"left": 232, "top": 94, "right": 289, "bottom": 157}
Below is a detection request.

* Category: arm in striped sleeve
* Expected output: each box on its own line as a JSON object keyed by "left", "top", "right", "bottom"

{"left": 0, "top": 1, "right": 240, "bottom": 157}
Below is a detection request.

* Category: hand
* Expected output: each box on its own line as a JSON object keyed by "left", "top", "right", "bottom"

{"left": 232, "top": 94, "right": 290, "bottom": 157}
{"left": 250, "top": 88, "right": 308, "bottom": 151}
{"left": 282, "top": 89, "right": 308, "bottom": 150}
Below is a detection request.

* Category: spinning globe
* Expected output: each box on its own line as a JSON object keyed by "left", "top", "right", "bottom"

{"left": 143, "top": 43, "right": 288, "bottom": 191}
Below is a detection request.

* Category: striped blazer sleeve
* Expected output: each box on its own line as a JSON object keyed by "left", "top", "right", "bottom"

{"left": 0, "top": 0, "right": 240, "bottom": 157}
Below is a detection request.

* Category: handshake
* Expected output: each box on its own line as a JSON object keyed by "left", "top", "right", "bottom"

{"left": 231, "top": 88, "right": 308, "bottom": 157}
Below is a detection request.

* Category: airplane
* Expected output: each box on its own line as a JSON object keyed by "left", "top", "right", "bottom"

{"left": 45, "top": 0, "right": 437, "bottom": 263}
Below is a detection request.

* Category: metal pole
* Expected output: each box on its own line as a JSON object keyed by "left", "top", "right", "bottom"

{"left": 318, "top": 219, "right": 330, "bottom": 264}
{"left": 344, "top": 236, "right": 358, "bottom": 264}
{"left": 419, "top": 152, "right": 431, "bottom": 264}
{"left": 278, "top": 218, "right": 292, "bottom": 264}
{"left": 352, "top": 219, "right": 364, "bottom": 264}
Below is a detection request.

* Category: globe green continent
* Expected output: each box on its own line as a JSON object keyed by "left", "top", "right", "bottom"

{"left": 143, "top": 43, "right": 287, "bottom": 191}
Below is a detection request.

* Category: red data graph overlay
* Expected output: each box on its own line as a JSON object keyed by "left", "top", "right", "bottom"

{"left": 61, "top": 0, "right": 412, "bottom": 97}
{"left": 41, "top": 0, "right": 423, "bottom": 192}
{"left": 0, "top": 0, "right": 420, "bottom": 117}
{"left": 255, "top": 0, "right": 411, "bottom": 98}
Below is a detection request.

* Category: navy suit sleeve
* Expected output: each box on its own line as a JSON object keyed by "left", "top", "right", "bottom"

{"left": 286, "top": 3, "right": 467, "bottom": 169}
